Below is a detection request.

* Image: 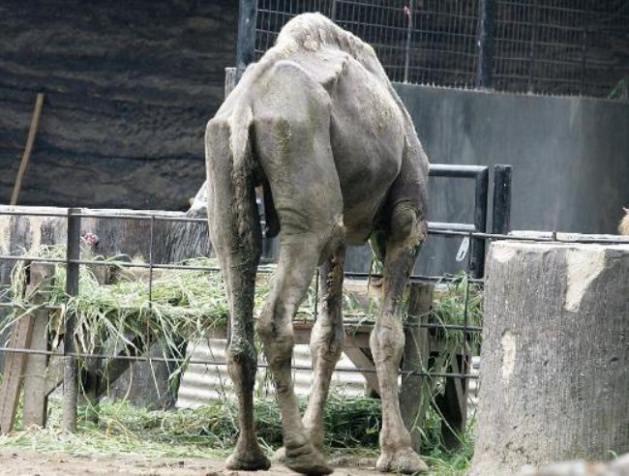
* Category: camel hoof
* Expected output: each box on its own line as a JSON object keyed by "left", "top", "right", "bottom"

{"left": 376, "top": 447, "right": 429, "bottom": 474}
{"left": 225, "top": 447, "right": 271, "bottom": 471}
{"left": 284, "top": 443, "right": 333, "bottom": 475}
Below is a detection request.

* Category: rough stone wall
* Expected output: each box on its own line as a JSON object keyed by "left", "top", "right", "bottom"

{"left": 0, "top": 0, "right": 237, "bottom": 210}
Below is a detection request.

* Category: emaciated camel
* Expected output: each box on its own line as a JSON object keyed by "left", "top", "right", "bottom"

{"left": 204, "top": 13, "right": 429, "bottom": 475}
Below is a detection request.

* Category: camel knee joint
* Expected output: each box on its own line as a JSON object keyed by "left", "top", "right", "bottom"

{"left": 390, "top": 205, "right": 418, "bottom": 242}
{"left": 257, "top": 314, "right": 295, "bottom": 364}
{"left": 227, "top": 338, "right": 258, "bottom": 389}
{"left": 227, "top": 338, "right": 257, "bottom": 367}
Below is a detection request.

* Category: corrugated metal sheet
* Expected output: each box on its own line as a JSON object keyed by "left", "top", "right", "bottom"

{"left": 177, "top": 339, "right": 366, "bottom": 409}
{"left": 468, "top": 356, "right": 480, "bottom": 415}
{"left": 177, "top": 339, "right": 481, "bottom": 419}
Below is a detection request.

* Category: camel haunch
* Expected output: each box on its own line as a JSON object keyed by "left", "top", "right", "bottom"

{"left": 205, "top": 13, "right": 429, "bottom": 475}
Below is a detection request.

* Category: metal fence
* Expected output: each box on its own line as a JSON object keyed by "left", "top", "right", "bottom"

{"left": 0, "top": 208, "right": 479, "bottom": 432}
{"left": 2, "top": 180, "right": 629, "bottom": 434}
{"left": 244, "top": 0, "right": 629, "bottom": 98}
{"left": 0, "top": 163, "right": 511, "bottom": 433}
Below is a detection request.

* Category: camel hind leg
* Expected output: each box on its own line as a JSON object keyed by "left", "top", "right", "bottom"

{"left": 257, "top": 235, "right": 335, "bottom": 475}
{"left": 205, "top": 118, "right": 269, "bottom": 471}
{"left": 253, "top": 62, "right": 344, "bottom": 475}
{"left": 272, "top": 244, "right": 346, "bottom": 463}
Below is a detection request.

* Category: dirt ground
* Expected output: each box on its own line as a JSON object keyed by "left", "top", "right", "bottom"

{"left": 0, "top": 450, "right": 384, "bottom": 476}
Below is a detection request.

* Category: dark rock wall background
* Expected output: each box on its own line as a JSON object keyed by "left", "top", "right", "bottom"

{"left": 0, "top": 0, "right": 238, "bottom": 210}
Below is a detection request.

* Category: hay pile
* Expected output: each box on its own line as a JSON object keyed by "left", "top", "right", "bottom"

{"left": 0, "top": 247, "right": 481, "bottom": 474}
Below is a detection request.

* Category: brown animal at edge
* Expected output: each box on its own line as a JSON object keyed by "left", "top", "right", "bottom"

{"left": 204, "top": 13, "right": 429, "bottom": 475}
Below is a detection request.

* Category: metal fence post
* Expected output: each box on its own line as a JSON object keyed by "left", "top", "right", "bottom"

{"left": 492, "top": 165, "right": 512, "bottom": 235}
{"left": 236, "top": 0, "right": 257, "bottom": 80}
{"left": 527, "top": 0, "right": 539, "bottom": 92}
{"left": 580, "top": 25, "right": 589, "bottom": 95}
{"left": 403, "top": 0, "right": 416, "bottom": 83}
{"left": 63, "top": 207, "right": 81, "bottom": 433}
{"left": 476, "top": 0, "right": 495, "bottom": 88}
{"left": 471, "top": 169, "right": 489, "bottom": 278}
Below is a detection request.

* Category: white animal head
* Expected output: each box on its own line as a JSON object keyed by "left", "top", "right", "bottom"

{"left": 619, "top": 207, "right": 629, "bottom": 235}
{"left": 187, "top": 181, "right": 209, "bottom": 218}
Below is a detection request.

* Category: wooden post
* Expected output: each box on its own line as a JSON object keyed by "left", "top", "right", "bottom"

{"left": 0, "top": 261, "right": 54, "bottom": 433}
{"left": 400, "top": 282, "right": 434, "bottom": 452}
{"left": 22, "top": 263, "right": 55, "bottom": 428}
{"left": 0, "top": 261, "right": 34, "bottom": 434}
{"left": 10, "top": 93, "right": 45, "bottom": 206}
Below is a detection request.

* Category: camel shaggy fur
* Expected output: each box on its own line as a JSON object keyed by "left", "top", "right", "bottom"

{"left": 204, "top": 13, "right": 429, "bottom": 475}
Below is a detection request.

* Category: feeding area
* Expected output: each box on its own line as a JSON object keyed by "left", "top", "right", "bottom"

{"left": 0, "top": 217, "right": 481, "bottom": 475}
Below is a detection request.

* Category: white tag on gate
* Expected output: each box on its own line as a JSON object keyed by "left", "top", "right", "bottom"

{"left": 456, "top": 236, "right": 470, "bottom": 262}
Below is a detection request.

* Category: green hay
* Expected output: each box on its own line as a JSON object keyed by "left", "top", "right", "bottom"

{"left": 0, "top": 396, "right": 473, "bottom": 475}
{"left": 0, "top": 246, "right": 480, "bottom": 474}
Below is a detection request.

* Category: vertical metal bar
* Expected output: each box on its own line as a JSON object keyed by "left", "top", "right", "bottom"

{"left": 476, "top": 0, "right": 495, "bottom": 88}
{"left": 527, "top": 0, "right": 539, "bottom": 92}
{"left": 462, "top": 250, "right": 472, "bottom": 398}
{"left": 330, "top": 0, "right": 337, "bottom": 21}
{"left": 491, "top": 165, "right": 512, "bottom": 235}
{"left": 580, "top": 26, "right": 588, "bottom": 95}
{"left": 313, "top": 269, "right": 319, "bottom": 321}
{"left": 236, "top": 0, "right": 258, "bottom": 79}
{"left": 149, "top": 215, "right": 155, "bottom": 308}
{"left": 148, "top": 216, "right": 154, "bottom": 310}
{"left": 63, "top": 207, "right": 81, "bottom": 433}
{"left": 471, "top": 168, "right": 489, "bottom": 278}
{"left": 147, "top": 215, "right": 155, "bottom": 355}
{"left": 403, "top": 0, "right": 415, "bottom": 83}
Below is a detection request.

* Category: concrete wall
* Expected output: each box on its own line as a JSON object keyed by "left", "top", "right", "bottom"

{"left": 397, "top": 84, "right": 629, "bottom": 235}
{"left": 344, "top": 85, "right": 629, "bottom": 275}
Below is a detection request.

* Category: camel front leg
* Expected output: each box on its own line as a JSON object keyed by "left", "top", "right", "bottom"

{"left": 371, "top": 203, "right": 429, "bottom": 474}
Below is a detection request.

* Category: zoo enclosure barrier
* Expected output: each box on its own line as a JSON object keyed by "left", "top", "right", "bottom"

{"left": 0, "top": 163, "right": 509, "bottom": 437}
{"left": 0, "top": 170, "right": 628, "bottom": 439}
{"left": 6, "top": 162, "right": 614, "bottom": 441}
{"left": 241, "top": 0, "right": 629, "bottom": 98}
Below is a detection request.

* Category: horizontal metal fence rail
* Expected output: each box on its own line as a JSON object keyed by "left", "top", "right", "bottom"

{"left": 0, "top": 346, "right": 474, "bottom": 380}
{"left": 2, "top": 173, "right": 628, "bottom": 409}
{"left": 1, "top": 202, "right": 628, "bottom": 431}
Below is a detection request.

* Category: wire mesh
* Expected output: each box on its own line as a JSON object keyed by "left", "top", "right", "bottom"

{"left": 1, "top": 208, "right": 626, "bottom": 371}
{"left": 253, "top": 0, "right": 629, "bottom": 98}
